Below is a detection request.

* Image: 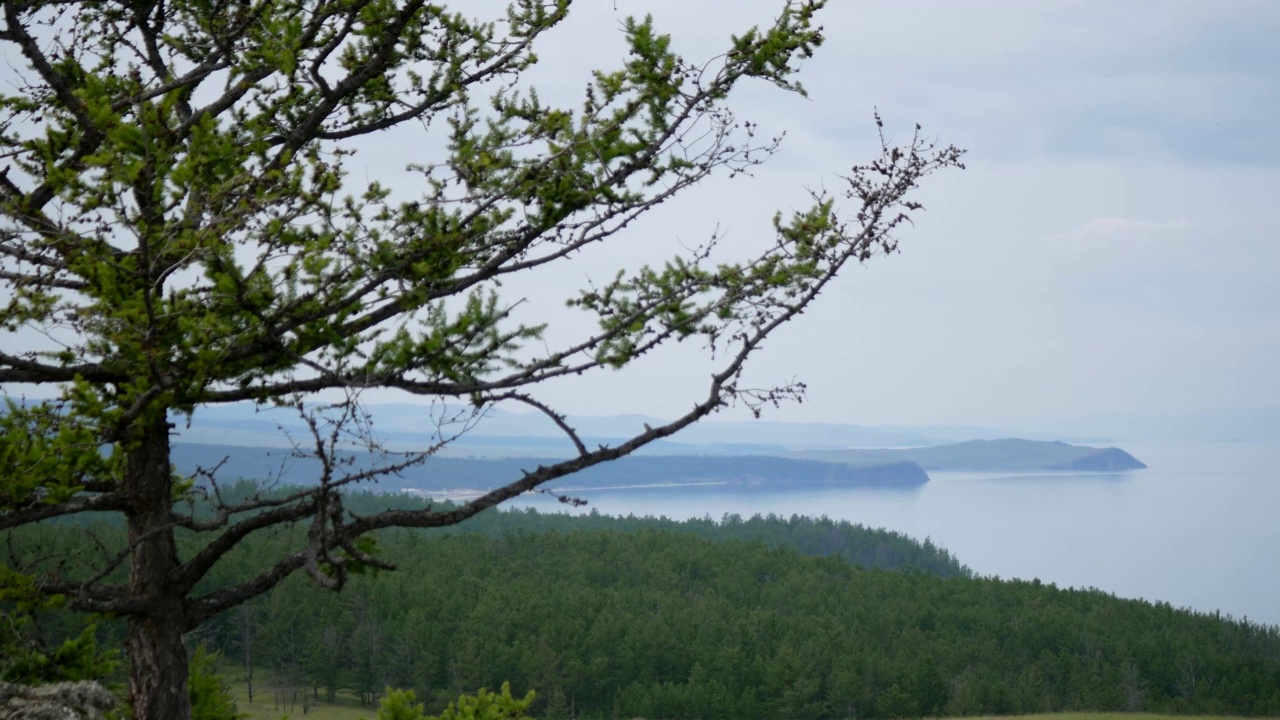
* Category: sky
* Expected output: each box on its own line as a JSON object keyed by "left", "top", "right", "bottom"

{"left": 6, "top": 1, "right": 1278, "bottom": 432}
{"left": 362, "top": 0, "right": 1276, "bottom": 430}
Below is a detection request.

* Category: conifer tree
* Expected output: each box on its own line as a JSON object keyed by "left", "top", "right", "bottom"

{"left": 0, "top": 1, "right": 962, "bottom": 717}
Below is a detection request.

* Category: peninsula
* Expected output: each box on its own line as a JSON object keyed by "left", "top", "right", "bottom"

{"left": 793, "top": 438, "right": 1147, "bottom": 472}
{"left": 169, "top": 444, "right": 930, "bottom": 495}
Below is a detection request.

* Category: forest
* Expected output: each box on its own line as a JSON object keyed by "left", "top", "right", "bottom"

{"left": 6, "top": 490, "right": 1278, "bottom": 719}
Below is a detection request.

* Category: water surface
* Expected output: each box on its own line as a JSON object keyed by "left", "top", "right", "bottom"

{"left": 511, "top": 442, "right": 1280, "bottom": 626}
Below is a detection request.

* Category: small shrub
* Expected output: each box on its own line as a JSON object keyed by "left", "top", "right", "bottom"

{"left": 374, "top": 683, "right": 536, "bottom": 720}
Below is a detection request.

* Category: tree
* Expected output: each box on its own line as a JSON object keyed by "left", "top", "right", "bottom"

{"left": 0, "top": 0, "right": 963, "bottom": 717}
{"left": 186, "top": 646, "right": 245, "bottom": 720}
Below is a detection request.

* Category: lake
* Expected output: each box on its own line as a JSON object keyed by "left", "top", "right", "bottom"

{"left": 512, "top": 441, "right": 1280, "bottom": 627}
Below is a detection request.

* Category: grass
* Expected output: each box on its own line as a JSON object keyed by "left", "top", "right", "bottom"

{"left": 234, "top": 687, "right": 375, "bottom": 720}
{"left": 961, "top": 716, "right": 1271, "bottom": 720}
{"left": 221, "top": 673, "right": 1274, "bottom": 720}
{"left": 227, "top": 674, "right": 380, "bottom": 720}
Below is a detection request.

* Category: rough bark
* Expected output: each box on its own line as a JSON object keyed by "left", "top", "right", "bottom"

{"left": 123, "top": 415, "right": 192, "bottom": 720}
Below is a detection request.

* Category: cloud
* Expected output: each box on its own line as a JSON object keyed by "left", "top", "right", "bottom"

{"left": 268, "top": 2, "right": 1280, "bottom": 424}
{"left": 1045, "top": 217, "right": 1193, "bottom": 248}
{"left": 11, "top": 0, "right": 1276, "bottom": 426}
{"left": 793, "top": 1, "right": 1280, "bottom": 167}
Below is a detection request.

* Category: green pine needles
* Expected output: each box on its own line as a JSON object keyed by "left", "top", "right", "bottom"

{"left": 375, "top": 683, "right": 535, "bottom": 720}
{"left": 0, "top": 1, "right": 962, "bottom": 717}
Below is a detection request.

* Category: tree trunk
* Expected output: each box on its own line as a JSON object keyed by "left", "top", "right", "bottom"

{"left": 127, "top": 608, "right": 191, "bottom": 720}
{"left": 246, "top": 644, "right": 254, "bottom": 703}
{"left": 238, "top": 603, "right": 255, "bottom": 702}
{"left": 124, "top": 413, "right": 193, "bottom": 720}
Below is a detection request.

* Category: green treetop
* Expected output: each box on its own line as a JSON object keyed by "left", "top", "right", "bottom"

{"left": 0, "top": 1, "right": 962, "bottom": 717}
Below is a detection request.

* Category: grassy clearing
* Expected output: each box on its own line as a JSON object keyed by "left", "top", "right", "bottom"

{"left": 221, "top": 675, "right": 1273, "bottom": 720}
{"left": 227, "top": 675, "right": 378, "bottom": 720}
{"left": 233, "top": 687, "right": 373, "bottom": 720}
{"left": 939, "top": 716, "right": 1270, "bottom": 720}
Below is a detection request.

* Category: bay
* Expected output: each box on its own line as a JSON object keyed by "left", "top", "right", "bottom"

{"left": 511, "top": 441, "right": 1280, "bottom": 627}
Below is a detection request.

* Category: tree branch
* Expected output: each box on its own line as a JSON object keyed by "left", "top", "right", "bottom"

{"left": 0, "top": 492, "right": 130, "bottom": 532}
{"left": 0, "top": 351, "right": 123, "bottom": 384}
{"left": 487, "top": 392, "right": 589, "bottom": 458}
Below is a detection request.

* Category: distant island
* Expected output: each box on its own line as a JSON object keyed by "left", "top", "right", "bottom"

{"left": 793, "top": 438, "right": 1147, "bottom": 472}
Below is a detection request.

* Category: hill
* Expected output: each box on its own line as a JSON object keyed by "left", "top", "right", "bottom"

{"left": 170, "top": 444, "right": 929, "bottom": 493}
{"left": 11, "top": 499, "right": 1276, "bottom": 719}
{"left": 197, "top": 528, "right": 1278, "bottom": 719}
{"left": 794, "top": 438, "right": 1147, "bottom": 472}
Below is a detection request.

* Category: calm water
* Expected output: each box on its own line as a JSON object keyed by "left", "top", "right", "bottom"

{"left": 512, "top": 442, "right": 1280, "bottom": 627}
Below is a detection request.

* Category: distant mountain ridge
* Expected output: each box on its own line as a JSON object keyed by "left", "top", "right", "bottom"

{"left": 11, "top": 396, "right": 1272, "bottom": 444}
{"left": 175, "top": 401, "right": 1072, "bottom": 454}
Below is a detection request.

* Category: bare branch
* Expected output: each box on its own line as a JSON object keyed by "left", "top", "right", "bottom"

{"left": 485, "top": 392, "right": 589, "bottom": 458}
{"left": 189, "top": 549, "right": 307, "bottom": 623}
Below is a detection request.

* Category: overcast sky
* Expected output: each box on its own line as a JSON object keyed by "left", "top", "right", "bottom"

{"left": 10, "top": 1, "right": 1276, "bottom": 432}
{"left": 411, "top": 0, "right": 1277, "bottom": 430}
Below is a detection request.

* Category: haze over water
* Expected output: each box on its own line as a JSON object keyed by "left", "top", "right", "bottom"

{"left": 515, "top": 441, "right": 1280, "bottom": 627}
